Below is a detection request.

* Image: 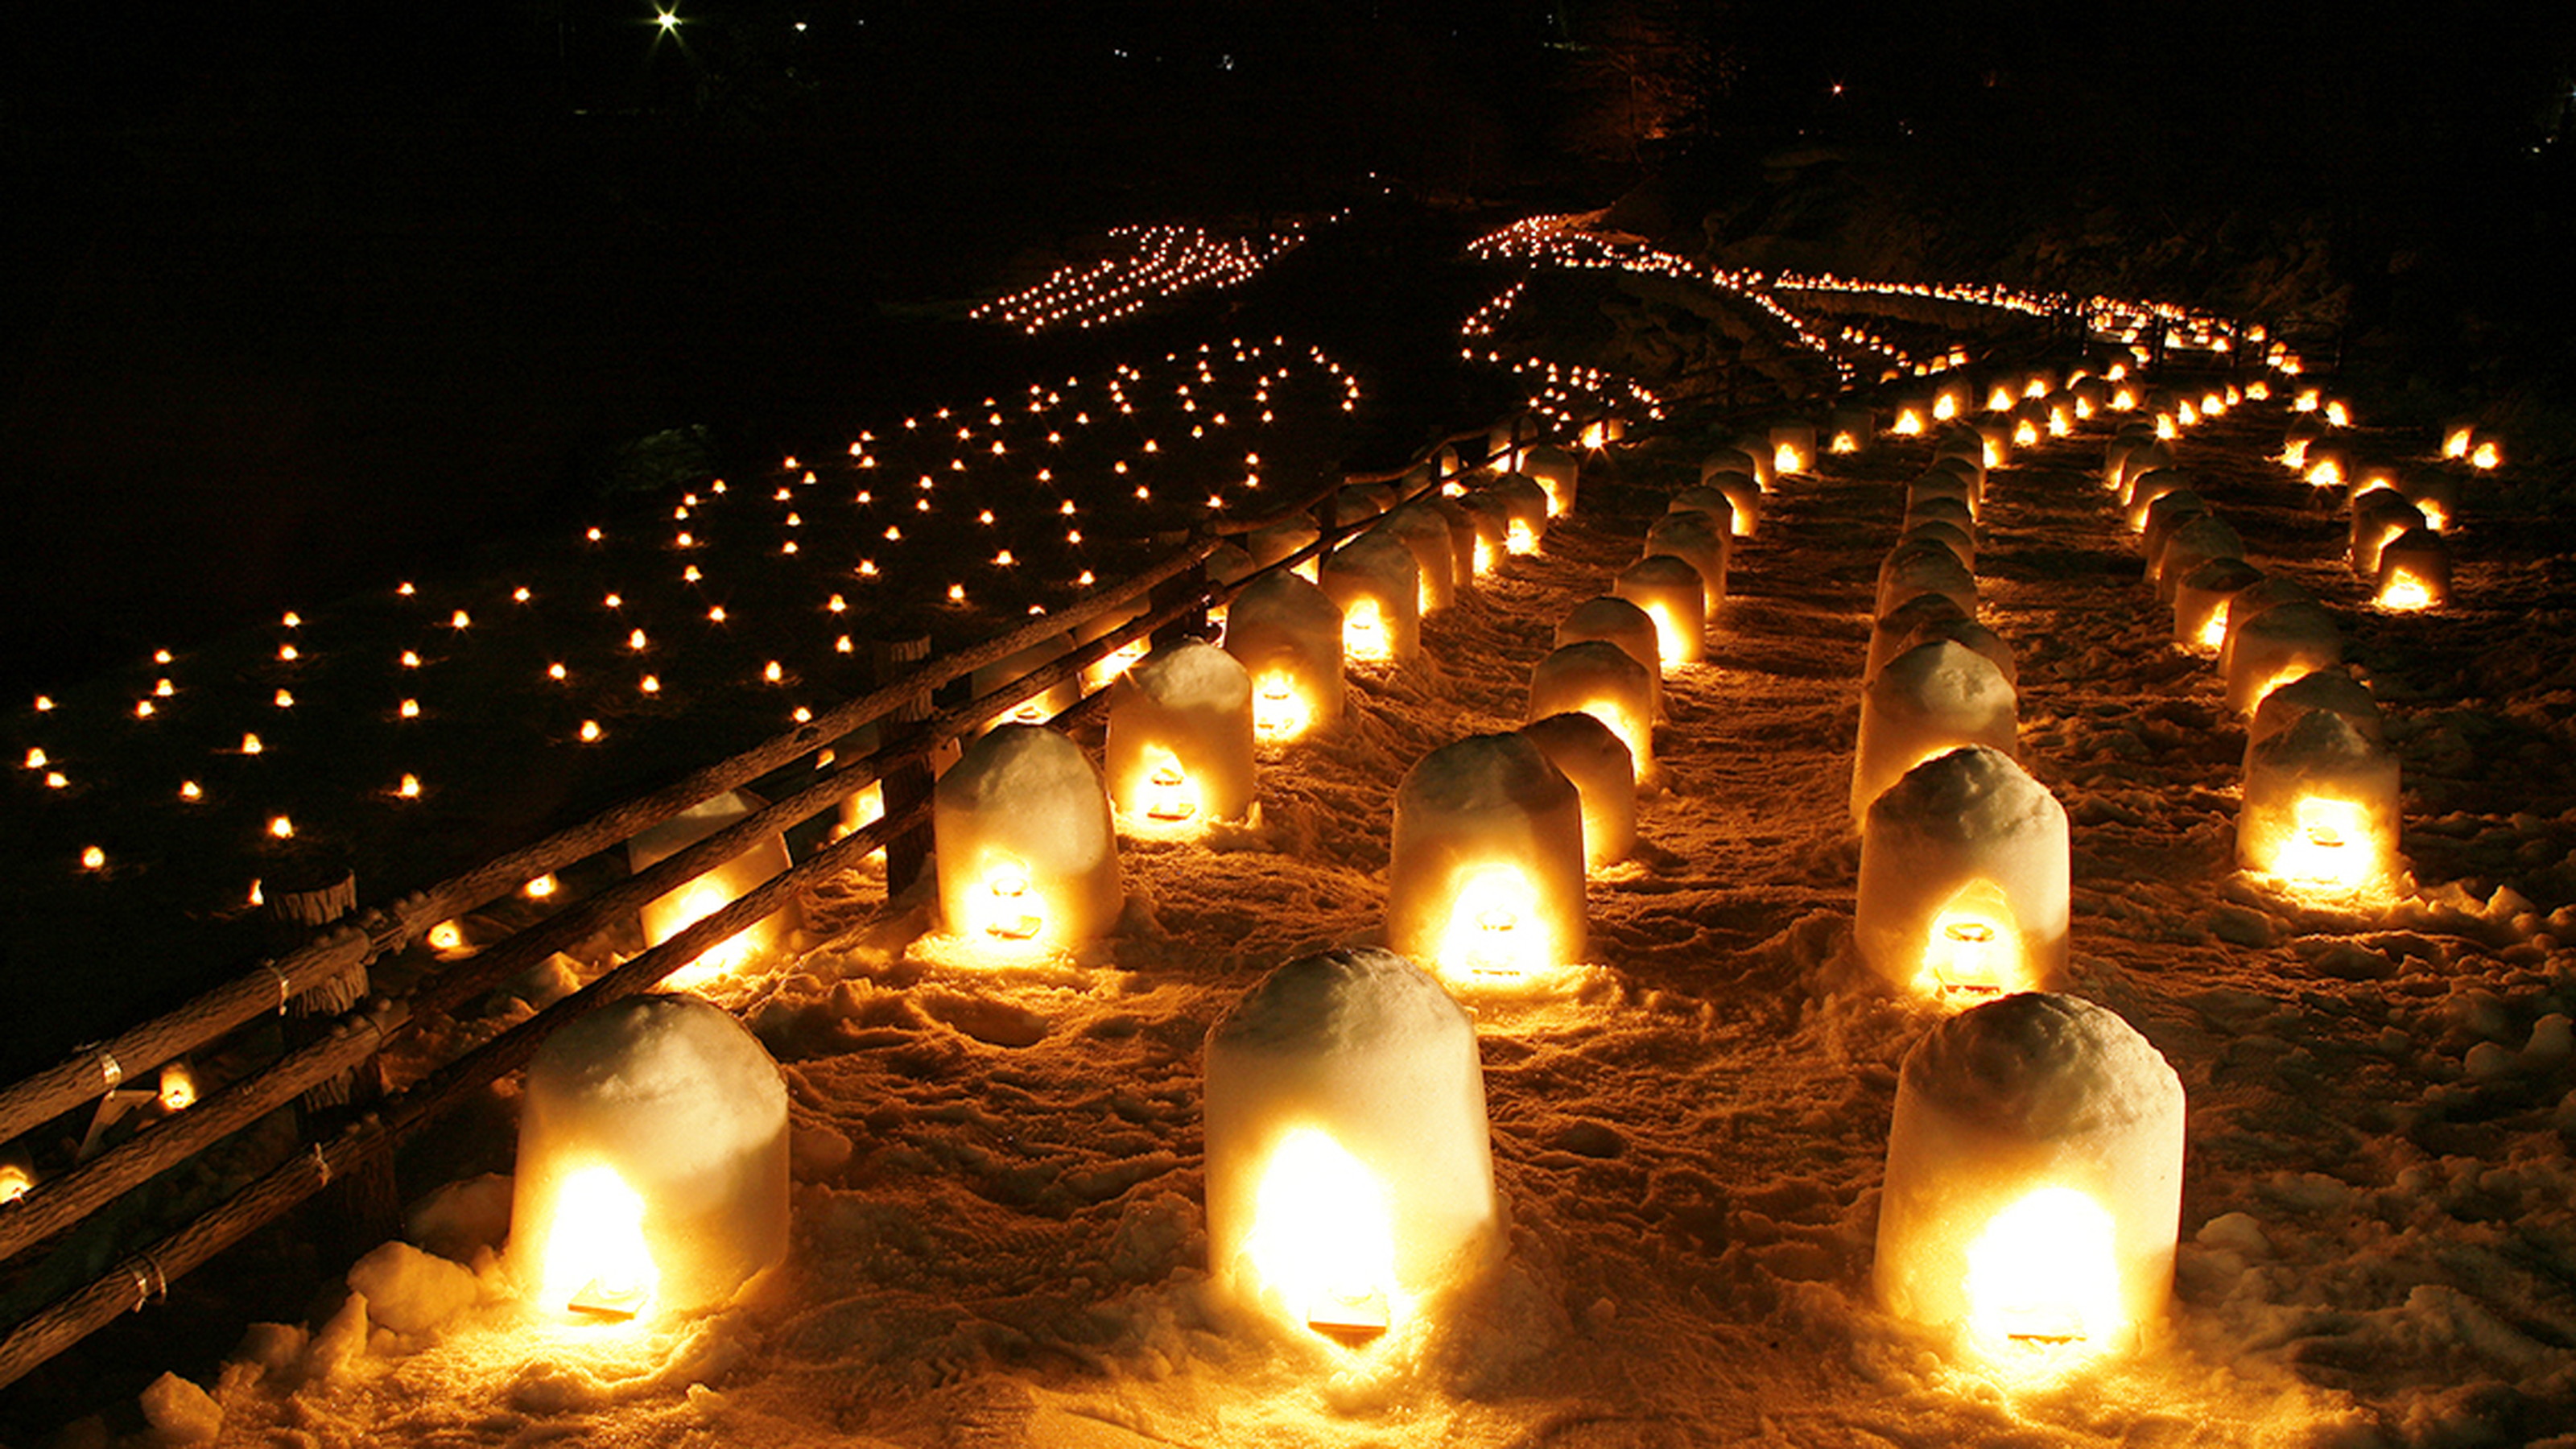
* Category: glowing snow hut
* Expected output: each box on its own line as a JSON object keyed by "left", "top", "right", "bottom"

{"left": 1874, "top": 993, "right": 2185, "bottom": 1361}
{"left": 1645, "top": 512, "right": 1730, "bottom": 615}
{"left": 1202, "top": 947, "right": 1504, "bottom": 1347}
{"left": 1852, "top": 641, "right": 2019, "bottom": 824}
{"left": 2223, "top": 601, "right": 2343, "bottom": 716}
{"left": 1106, "top": 640, "right": 1256, "bottom": 836}
{"left": 1856, "top": 748, "right": 2069, "bottom": 1001}
{"left": 1223, "top": 570, "right": 1345, "bottom": 742}
{"left": 1529, "top": 642, "right": 1656, "bottom": 781}
{"left": 629, "top": 789, "right": 803, "bottom": 991}
{"left": 1554, "top": 595, "right": 1666, "bottom": 716}
{"left": 1387, "top": 734, "right": 1587, "bottom": 991}
{"left": 2240, "top": 710, "right": 2401, "bottom": 890}
{"left": 1321, "top": 532, "right": 1423, "bottom": 664}
{"left": 1520, "top": 711, "right": 1637, "bottom": 869}
{"left": 509, "top": 994, "right": 790, "bottom": 1321}
{"left": 1615, "top": 555, "right": 1707, "bottom": 666}
{"left": 935, "top": 724, "right": 1121, "bottom": 956}
{"left": 2375, "top": 528, "right": 2450, "bottom": 610}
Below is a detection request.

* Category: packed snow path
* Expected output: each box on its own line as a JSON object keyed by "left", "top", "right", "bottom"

{"left": 180, "top": 403, "right": 2576, "bottom": 1449}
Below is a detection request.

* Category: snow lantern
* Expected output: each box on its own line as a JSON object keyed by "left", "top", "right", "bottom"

{"left": 508, "top": 995, "right": 789, "bottom": 1321}
{"left": 1387, "top": 734, "right": 1587, "bottom": 991}
{"left": 2151, "top": 514, "right": 2242, "bottom": 604}
{"left": 629, "top": 789, "right": 802, "bottom": 992}
{"left": 2280, "top": 415, "right": 2326, "bottom": 470}
{"left": 1878, "top": 610, "right": 2017, "bottom": 690}
{"left": 1224, "top": 571, "right": 1344, "bottom": 742}
{"left": 1202, "top": 947, "right": 1503, "bottom": 1346}
{"left": 1321, "top": 532, "right": 1422, "bottom": 664}
{"left": 1852, "top": 641, "right": 2019, "bottom": 824}
{"left": 1856, "top": 748, "right": 2069, "bottom": 1001}
{"left": 1615, "top": 555, "right": 1707, "bottom": 666}
{"left": 1770, "top": 419, "right": 1818, "bottom": 477}
{"left": 1905, "top": 494, "right": 1976, "bottom": 543}
{"left": 935, "top": 724, "right": 1121, "bottom": 956}
{"left": 1554, "top": 595, "right": 1665, "bottom": 716}
{"left": 1489, "top": 474, "right": 1551, "bottom": 554}
{"left": 1867, "top": 593, "right": 1971, "bottom": 681}
{"left": 1900, "top": 518, "right": 1976, "bottom": 572}
{"left": 1908, "top": 472, "right": 1976, "bottom": 524}
{"left": 1874, "top": 993, "right": 2184, "bottom": 1361}
{"left": 1530, "top": 641, "right": 1656, "bottom": 780}
{"left": 1106, "top": 641, "right": 1256, "bottom": 836}
{"left": 2400, "top": 473, "right": 2458, "bottom": 531}
{"left": 2301, "top": 442, "right": 2351, "bottom": 495}
{"left": 1829, "top": 404, "right": 1873, "bottom": 453}
{"left": 2124, "top": 469, "right": 2191, "bottom": 531}
{"left": 1520, "top": 712, "right": 1637, "bottom": 869}
{"left": 1522, "top": 443, "right": 1579, "bottom": 517}
{"left": 1674, "top": 481, "right": 1752, "bottom": 538}
{"left": 1455, "top": 493, "right": 1512, "bottom": 575}
{"left": 1926, "top": 451, "right": 1986, "bottom": 502}
{"left": 2223, "top": 601, "right": 2343, "bottom": 716}
{"left": 1699, "top": 448, "right": 1759, "bottom": 490}
{"left": 970, "top": 633, "right": 1080, "bottom": 732}
{"left": 1332, "top": 483, "right": 1397, "bottom": 527}
{"left": 2212, "top": 576, "right": 2314, "bottom": 656}
{"left": 2136, "top": 489, "right": 2208, "bottom": 564}
{"left": 1419, "top": 495, "right": 1482, "bottom": 591}
{"left": 1376, "top": 506, "right": 1459, "bottom": 615}
{"left": 2375, "top": 527, "right": 2450, "bottom": 610}
{"left": 1249, "top": 518, "right": 1322, "bottom": 582}
{"left": 2172, "top": 557, "right": 2265, "bottom": 652}
{"left": 2246, "top": 667, "right": 2384, "bottom": 764}
{"left": 2350, "top": 490, "right": 2426, "bottom": 579}
{"left": 1645, "top": 512, "right": 1729, "bottom": 615}
{"left": 2240, "top": 710, "right": 2401, "bottom": 890}
{"left": 1876, "top": 543, "right": 1977, "bottom": 621}
{"left": 1732, "top": 432, "right": 1777, "bottom": 489}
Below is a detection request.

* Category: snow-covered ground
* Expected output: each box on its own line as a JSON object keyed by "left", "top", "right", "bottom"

{"left": 58, "top": 389, "right": 2576, "bottom": 1449}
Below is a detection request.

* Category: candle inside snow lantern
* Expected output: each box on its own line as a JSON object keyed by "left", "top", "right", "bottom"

{"left": 1107, "top": 641, "right": 1256, "bottom": 836}
{"left": 2223, "top": 601, "right": 2343, "bottom": 716}
{"left": 1321, "top": 532, "right": 1422, "bottom": 664}
{"left": 1857, "top": 748, "right": 2068, "bottom": 1001}
{"left": 935, "top": 724, "right": 1122, "bottom": 955}
{"left": 1614, "top": 555, "right": 1707, "bottom": 666}
{"left": 1488, "top": 474, "right": 1551, "bottom": 554}
{"left": 629, "top": 790, "right": 803, "bottom": 991}
{"left": 1874, "top": 993, "right": 2184, "bottom": 1363}
{"left": 1852, "top": 641, "right": 2018, "bottom": 824}
{"left": 1203, "top": 947, "right": 1503, "bottom": 1346}
{"left": 2240, "top": 710, "right": 2401, "bottom": 890}
{"left": 1529, "top": 641, "right": 1656, "bottom": 782}
{"left": 508, "top": 995, "right": 789, "bottom": 1321}
{"left": 1387, "top": 734, "right": 1587, "bottom": 991}
{"left": 2374, "top": 527, "right": 2450, "bottom": 610}
{"left": 1769, "top": 420, "right": 1816, "bottom": 477}
{"left": 1520, "top": 712, "right": 1636, "bottom": 869}
{"left": 1224, "top": 571, "right": 1344, "bottom": 742}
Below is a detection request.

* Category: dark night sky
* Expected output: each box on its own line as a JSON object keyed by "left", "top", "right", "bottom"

{"left": 2, "top": 2, "right": 2569, "bottom": 696}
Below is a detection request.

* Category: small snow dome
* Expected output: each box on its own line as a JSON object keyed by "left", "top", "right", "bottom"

{"left": 2351, "top": 490, "right": 2426, "bottom": 578}
{"left": 2240, "top": 709, "right": 2401, "bottom": 893}
{"left": 1376, "top": 506, "right": 1459, "bottom": 615}
{"left": 1769, "top": 419, "right": 1818, "bottom": 477}
{"left": 1908, "top": 472, "right": 1976, "bottom": 523}
{"left": 1489, "top": 473, "right": 1552, "bottom": 554}
{"left": 2375, "top": 527, "right": 2450, "bottom": 611}
{"left": 1321, "top": 531, "right": 1423, "bottom": 664}
{"left": 1904, "top": 494, "right": 1976, "bottom": 541}
{"left": 2213, "top": 576, "right": 2312, "bottom": 656}
{"left": 1418, "top": 494, "right": 1481, "bottom": 591}
{"left": 1732, "top": 431, "right": 1778, "bottom": 489}
{"left": 1203, "top": 948, "right": 1503, "bottom": 1348}
{"left": 1529, "top": 641, "right": 1656, "bottom": 783}
{"left": 1852, "top": 641, "right": 2018, "bottom": 824}
{"left": 1671, "top": 482, "right": 1748, "bottom": 539}
{"left": 2172, "top": 557, "right": 2265, "bottom": 652}
{"left": 1615, "top": 555, "right": 1707, "bottom": 665}
{"left": 1106, "top": 641, "right": 1256, "bottom": 837}
{"left": 2151, "top": 514, "right": 2242, "bottom": 604}
{"left": 934, "top": 724, "right": 1122, "bottom": 958}
{"left": 1247, "top": 517, "right": 1321, "bottom": 582}
{"left": 627, "top": 788, "right": 802, "bottom": 993}
{"left": 2136, "top": 489, "right": 2208, "bottom": 565}
{"left": 509, "top": 994, "right": 790, "bottom": 1321}
{"left": 1387, "top": 734, "right": 1587, "bottom": 993}
{"left": 1899, "top": 518, "right": 1975, "bottom": 571}
{"left": 1224, "top": 570, "right": 1344, "bottom": 743}
{"left": 1874, "top": 993, "right": 2185, "bottom": 1365}
{"left": 1522, "top": 443, "right": 1579, "bottom": 517}
{"left": 1866, "top": 593, "right": 1969, "bottom": 681}
{"left": 1829, "top": 403, "right": 1873, "bottom": 453}
{"left": 1455, "top": 491, "right": 1513, "bottom": 576}
{"left": 971, "top": 632, "right": 1080, "bottom": 732}
{"left": 1876, "top": 543, "right": 1976, "bottom": 621}
{"left": 1645, "top": 511, "right": 1730, "bottom": 616}
{"left": 1857, "top": 748, "right": 2069, "bottom": 1001}
{"left": 2246, "top": 667, "right": 2385, "bottom": 763}
{"left": 2223, "top": 601, "right": 2343, "bottom": 716}
{"left": 1555, "top": 595, "right": 1665, "bottom": 716}
{"left": 1332, "top": 482, "right": 1397, "bottom": 527}
{"left": 1521, "top": 711, "right": 1637, "bottom": 869}
{"left": 2123, "top": 469, "right": 2190, "bottom": 531}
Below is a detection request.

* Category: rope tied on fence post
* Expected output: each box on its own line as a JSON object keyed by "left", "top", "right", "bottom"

{"left": 89, "top": 1049, "right": 122, "bottom": 1093}
{"left": 124, "top": 1252, "right": 167, "bottom": 1312}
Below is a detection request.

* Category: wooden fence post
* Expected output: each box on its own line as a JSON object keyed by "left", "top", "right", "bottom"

{"left": 1146, "top": 532, "right": 1208, "bottom": 648}
{"left": 872, "top": 635, "right": 937, "bottom": 897}
{"left": 267, "top": 846, "right": 399, "bottom": 1259}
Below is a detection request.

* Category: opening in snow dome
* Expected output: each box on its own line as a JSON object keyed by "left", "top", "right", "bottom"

{"left": 1387, "top": 734, "right": 1586, "bottom": 992}
{"left": 2240, "top": 709, "right": 2401, "bottom": 893}
{"left": 1769, "top": 419, "right": 1816, "bottom": 477}
{"left": 1105, "top": 640, "right": 1255, "bottom": 838}
{"left": 934, "top": 724, "right": 1122, "bottom": 959}
{"left": 627, "top": 789, "right": 803, "bottom": 993}
{"left": 1856, "top": 748, "right": 2069, "bottom": 1002}
{"left": 508, "top": 995, "right": 790, "bottom": 1324}
{"left": 1873, "top": 993, "right": 2184, "bottom": 1369}
{"left": 1321, "top": 531, "right": 1422, "bottom": 664}
{"left": 1223, "top": 570, "right": 1344, "bottom": 743}
{"left": 1204, "top": 948, "right": 1503, "bottom": 1348}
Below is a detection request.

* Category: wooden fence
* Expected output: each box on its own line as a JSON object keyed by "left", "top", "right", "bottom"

{"left": 0, "top": 410, "right": 1561, "bottom": 1391}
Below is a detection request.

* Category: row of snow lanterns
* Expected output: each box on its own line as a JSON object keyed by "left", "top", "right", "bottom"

{"left": 2108, "top": 402, "right": 2411, "bottom": 894}
{"left": 2277, "top": 405, "right": 2475, "bottom": 612}
{"left": 966, "top": 222, "right": 1307, "bottom": 335}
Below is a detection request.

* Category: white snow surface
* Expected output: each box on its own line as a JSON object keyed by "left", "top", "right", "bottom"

{"left": 109, "top": 403, "right": 2576, "bottom": 1449}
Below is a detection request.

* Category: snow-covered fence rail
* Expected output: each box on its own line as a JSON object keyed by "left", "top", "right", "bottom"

{"left": 0, "top": 408, "right": 1545, "bottom": 1390}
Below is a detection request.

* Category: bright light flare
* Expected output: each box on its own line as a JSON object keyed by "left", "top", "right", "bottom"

{"left": 543, "top": 1165, "right": 658, "bottom": 1321}
{"left": 1963, "top": 1186, "right": 2124, "bottom": 1355}
{"left": 1342, "top": 598, "right": 1391, "bottom": 663}
{"left": 1433, "top": 864, "right": 1553, "bottom": 981}
{"left": 1252, "top": 671, "right": 1314, "bottom": 742}
{"left": 1240, "top": 1127, "right": 1397, "bottom": 1343}
{"left": 2273, "top": 797, "right": 2370, "bottom": 886}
